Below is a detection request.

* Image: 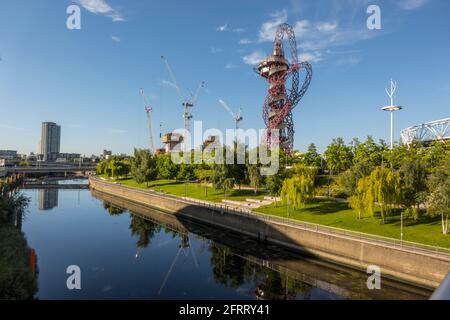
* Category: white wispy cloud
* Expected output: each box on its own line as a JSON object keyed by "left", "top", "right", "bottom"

{"left": 239, "top": 38, "right": 252, "bottom": 45}
{"left": 75, "top": 0, "right": 124, "bottom": 22}
{"left": 258, "top": 9, "right": 288, "bottom": 42}
{"left": 160, "top": 79, "right": 177, "bottom": 88}
{"left": 298, "top": 52, "right": 322, "bottom": 63}
{"left": 337, "top": 56, "right": 362, "bottom": 66}
{"left": 216, "top": 23, "right": 245, "bottom": 33}
{"left": 224, "top": 63, "right": 239, "bottom": 69}
{"left": 104, "top": 127, "right": 127, "bottom": 134}
{"left": 397, "top": 0, "right": 429, "bottom": 10}
{"left": 257, "top": 9, "right": 372, "bottom": 48}
{"left": 251, "top": 7, "right": 380, "bottom": 65}
{"left": 111, "top": 36, "right": 120, "bottom": 42}
{"left": 242, "top": 51, "right": 266, "bottom": 65}
{"left": 216, "top": 23, "right": 228, "bottom": 32}
{"left": 316, "top": 22, "right": 338, "bottom": 32}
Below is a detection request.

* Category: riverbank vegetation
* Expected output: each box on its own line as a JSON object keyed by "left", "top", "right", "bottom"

{"left": 96, "top": 137, "right": 450, "bottom": 247}
{"left": 0, "top": 179, "right": 38, "bottom": 299}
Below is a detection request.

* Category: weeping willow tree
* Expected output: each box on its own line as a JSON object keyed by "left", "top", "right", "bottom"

{"left": 349, "top": 167, "right": 401, "bottom": 223}
{"left": 349, "top": 175, "right": 374, "bottom": 220}
{"left": 280, "top": 165, "right": 316, "bottom": 210}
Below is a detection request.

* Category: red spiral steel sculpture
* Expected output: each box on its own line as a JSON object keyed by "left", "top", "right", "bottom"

{"left": 257, "top": 23, "right": 312, "bottom": 154}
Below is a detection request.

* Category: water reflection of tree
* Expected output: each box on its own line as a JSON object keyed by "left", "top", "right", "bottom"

{"left": 103, "top": 202, "right": 125, "bottom": 216}
{"left": 255, "top": 271, "right": 313, "bottom": 300}
{"left": 209, "top": 243, "right": 313, "bottom": 300}
{"left": 129, "top": 214, "right": 161, "bottom": 248}
{"left": 209, "top": 244, "right": 254, "bottom": 288}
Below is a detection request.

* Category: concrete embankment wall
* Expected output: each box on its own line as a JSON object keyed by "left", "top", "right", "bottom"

{"left": 89, "top": 177, "right": 450, "bottom": 288}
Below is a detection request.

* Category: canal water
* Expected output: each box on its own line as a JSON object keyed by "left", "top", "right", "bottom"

{"left": 21, "top": 183, "right": 432, "bottom": 300}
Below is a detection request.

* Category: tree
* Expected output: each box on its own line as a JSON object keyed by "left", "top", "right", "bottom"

{"left": 130, "top": 149, "right": 156, "bottom": 186}
{"left": 280, "top": 164, "right": 316, "bottom": 210}
{"left": 195, "top": 168, "right": 214, "bottom": 182}
{"left": 335, "top": 160, "right": 372, "bottom": 198}
{"left": 129, "top": 215, "right": 161, "bottom": 248}
{"left": 103, "top": 202, "right": 125, "bottom": 216}
{"left": 424, "top": 141, "right": 450, "bottom": 169}
{"left": 324, "top": 137, "right": 353, "bottom": 174}
{"left": 349, "top": 167, "right": 401, "bottom": 223}
{"left": 384, "top": 142, "right": 421, "bottom": 170}
{"left": 370, "top": 167, "right": 401, "bottom": 223}
{"left": 0, "top": 187, "right": 37, "bottom": 299}
{"left": 303, "top": 143, "right": 322, "bottom": 167}
{"left": 265, "top": 169, "right": 286, "bottom": 196}
{"left": 211, "top": 164, "right": 235, "bottom": 199}
{"left": 399, "top": 157, "right": 428, "bottom": 220}
{"left": 228, "top": 142, "right": 247, "bottom": 189}
{"left": 177, "top": 163, "right": 196, "bottom": 181}
{"left": 247, "top": 164, "right": 264, "bottom": 195}
{"left": 262, "top": 147, "right": 287, "bottom": 196}
{"left": 427, "top": 158, "right": 450, "bottom": 235}
{"left": 155, "top": 154, "right": 179, "bottom": 179}
{"left": 353, "top": 136, "right": 383, "bottom": 167}
{"left": 96, "top": 160, "right": 108, "bottom": 175}
{"left": 349, "top": 175, "right": 373, "bottom": 219}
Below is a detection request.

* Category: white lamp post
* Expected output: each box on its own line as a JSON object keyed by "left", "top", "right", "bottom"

{"left": 400, "top": 212, "right": 404, "bottom": 245}
{"left": 381, "top": 79, "right": 403, "bottom": 149}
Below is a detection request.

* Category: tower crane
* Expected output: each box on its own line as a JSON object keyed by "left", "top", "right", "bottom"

{"left": 161, "top": 55, "right": 205, "bottom": 133}
{"left": 218, "top": 99, "right": 243, "bottom": 130}
{"left": 139, "top": 88, "right": 155, "bottom": 153}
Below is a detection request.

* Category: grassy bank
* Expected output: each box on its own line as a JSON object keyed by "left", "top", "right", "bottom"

{"left": 256, "top": 201, "right": 450, "bottom": 249}
{"left": 104, "top": 177, "right": 268, "bottom": 202}
{"left": 99, "top": 177, "right": 450, "bottom": 249}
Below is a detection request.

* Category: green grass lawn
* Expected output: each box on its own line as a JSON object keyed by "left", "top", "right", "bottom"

{"left": 106, "top": 177, "right": 268, "bottom": 202}
{"left": 256, "top": 201, "right": 450, "bottom": 249}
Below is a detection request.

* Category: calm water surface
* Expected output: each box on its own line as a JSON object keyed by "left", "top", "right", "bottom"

{"left": 21, "top": 182, "right": 432, "bottom": 300}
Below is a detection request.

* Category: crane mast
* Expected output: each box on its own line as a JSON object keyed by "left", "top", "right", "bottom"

{"left": 161, "top": 55, "right": 204, "bottom": 134}
{"left": 140, "top": 88, "right": 155, "bottom": 153}
{"left": 218, "top": 99, "right": 243, "bottom": 131}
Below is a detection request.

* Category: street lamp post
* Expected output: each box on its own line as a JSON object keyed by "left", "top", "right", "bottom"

{"left": 400, "top": 211, "right": 404, "bottom": 245}
{"left": 286, "top": 198, "right": 290, "bottom": 218}
{"left": 381, "top": 79, "right": 403, "bottom": 149}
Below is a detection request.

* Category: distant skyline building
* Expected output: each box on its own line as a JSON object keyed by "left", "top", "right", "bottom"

{"left": 102, "top": 149, "right": 112, "bottom": 160}
{"left": 40, "top": 122, "right": 61, "bottom": 161}
{"left": 0, "top": 150, "right": 18, "bottom": 160}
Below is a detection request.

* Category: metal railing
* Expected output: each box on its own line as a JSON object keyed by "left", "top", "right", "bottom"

{"left": 90, "top": 176, "right": 450, "bottom": 259}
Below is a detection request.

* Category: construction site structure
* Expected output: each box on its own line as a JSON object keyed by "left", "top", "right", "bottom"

{"left": 256, "top": 23, "right": 312, "bottom": 154}
{"left": 162, "top": 133, "right": 183, "bottom": 153}
{"left": 218, "top": 99, "right": 243, "bottom": 130}
{"left": 154, "top": 148, "right": 166, "bottom": 155}
{"left": 161, "top": 55, "right": 205, "bottom": 134}
{"left": 202, "top": 135, "right": 220, "bottom": 150}
{"left": 139, "top": 88, "right": 155, "bottom": 153}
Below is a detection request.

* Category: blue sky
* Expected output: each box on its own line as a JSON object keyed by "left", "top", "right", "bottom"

{"left": 0, "top": 0, "right": 449, "bottom": 155}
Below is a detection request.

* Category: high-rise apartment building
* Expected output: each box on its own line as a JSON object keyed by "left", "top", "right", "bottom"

{"left": 40, "top": 122, "right": 61, "bottom": 161}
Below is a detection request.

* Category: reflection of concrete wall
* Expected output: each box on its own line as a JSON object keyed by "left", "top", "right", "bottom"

{"left": 91, "top": 189, "right": 432, "bottom": 300}
{"left": 89, "top": 177, "right": 450, "bottom": 288}
{"left": 38, "top": 189, "right": 59, "bottom": 210}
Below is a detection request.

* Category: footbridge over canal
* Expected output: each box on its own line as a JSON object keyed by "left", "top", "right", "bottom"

{"left": 1, "top": 165, "right": 96, "bottom": 176}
